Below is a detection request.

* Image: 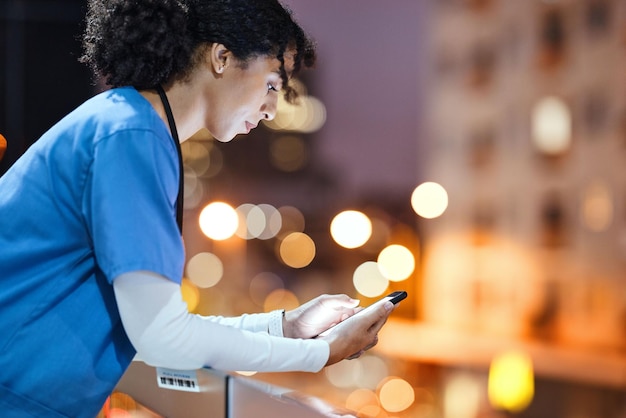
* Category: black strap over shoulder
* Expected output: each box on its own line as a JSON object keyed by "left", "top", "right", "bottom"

{"left": 155, "top": 85, "right": 184, "bottom": 234}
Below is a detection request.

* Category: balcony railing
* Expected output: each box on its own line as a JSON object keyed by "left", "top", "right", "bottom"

{"left": 105, "top": 360, "right": 358, "bottom": 418}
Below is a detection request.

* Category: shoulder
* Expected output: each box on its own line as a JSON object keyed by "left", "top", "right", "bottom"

{"left": 79, "top": 87, "right": 161, "bottom": 130}
{"left": 60, "top": 87, "right": 171, "bottom": 150}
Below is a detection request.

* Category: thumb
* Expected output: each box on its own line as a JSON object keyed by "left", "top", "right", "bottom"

{"left": 366, "top": 301, "right": 394, "bottom": 332}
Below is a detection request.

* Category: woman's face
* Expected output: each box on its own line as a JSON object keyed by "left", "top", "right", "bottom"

{"left": 205, "top": 53, "right": 290, "bottom": 142}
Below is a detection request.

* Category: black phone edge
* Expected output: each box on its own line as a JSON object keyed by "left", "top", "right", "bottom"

{"left": 387, "top": 290, "right": 408, "bottom": 304}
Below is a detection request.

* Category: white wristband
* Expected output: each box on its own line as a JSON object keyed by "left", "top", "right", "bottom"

{"left": 268, "top": 309, "right": 285, "bottom": 337}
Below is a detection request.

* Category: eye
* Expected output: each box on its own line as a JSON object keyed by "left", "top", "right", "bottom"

{"left": 267, "top": 83, "right": 279, "bottom": 93}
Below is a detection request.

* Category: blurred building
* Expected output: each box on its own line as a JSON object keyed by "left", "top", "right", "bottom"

{"left": 421, "top": 1, "right": 626, "bottom": 355}
{"left": 1, "top": 0, "right": 625, "bottom": 417}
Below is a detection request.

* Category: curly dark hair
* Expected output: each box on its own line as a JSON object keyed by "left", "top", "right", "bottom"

{"left": 79, "top": 0, "right": 316, "bottom": 102}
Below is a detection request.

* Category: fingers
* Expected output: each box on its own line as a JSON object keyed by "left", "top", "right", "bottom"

{"left": 344, "top": 304, "right": 389, "bottom": 359}
{"left": 367, "top": 301, "right": 393, "bottom": 334}
{"left": 318, "top": 294, "right": 361, "bottom": 324}
{"left": 363, "top": 335, "right": 379, "bottom": 352}
{"left": 349, "top": 300, "right": 392, "bottom": 336}
{"left": 318, "top": 294, "right": 360, "bottom": 309}
{"left": 324, "top": 302, "right": 393, "bottom": 365}
{"left": 346, "top": 350, "right": 364, "bottom": 360}
{"left": 346, "top": 335, "right": 379, "bottom": 360}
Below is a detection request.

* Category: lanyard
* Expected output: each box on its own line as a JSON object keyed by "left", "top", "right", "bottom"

{"left": 155, "top": 85, "right": 184, "bottom": 234}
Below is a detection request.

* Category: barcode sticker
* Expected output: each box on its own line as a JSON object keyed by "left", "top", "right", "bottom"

{"left": 156, "top": 367, "right": 200, "bottom": 392}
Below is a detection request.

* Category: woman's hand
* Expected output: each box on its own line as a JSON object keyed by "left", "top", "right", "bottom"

{"left": 282, "top": 294, "right": 360, "bottom": 339}
{"left": 319, "top": 300, "right": 394, "bottom": 366}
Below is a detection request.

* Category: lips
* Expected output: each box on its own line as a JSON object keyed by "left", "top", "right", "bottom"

{"left": 245, "top": 121, "right": 257, "bottom": 133}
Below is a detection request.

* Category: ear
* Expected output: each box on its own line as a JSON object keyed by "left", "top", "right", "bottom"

{"left": 208, "top": 43, "right": 232, "bottom": 75}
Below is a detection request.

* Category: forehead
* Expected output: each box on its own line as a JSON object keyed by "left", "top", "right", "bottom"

{"left": 244, "top": 52, "right": 294, "bottom": 80}
{"left": 244, "top": 55, "right": 281, "bottom": 73}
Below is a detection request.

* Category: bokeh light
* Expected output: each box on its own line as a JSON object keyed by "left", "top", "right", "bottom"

{"left": 263, "top": 288, "right": 300, "bottom": 312}
{"left": 361, "top": 217, "right": 392, "bottom": 255}
{"left": 180, "top": 278, "right": 200, "bottom": 312}
{"left": 183, "top": 166, "right": 204, "bottom": 210}
{"left": 442, "top": 373, "right": 482, "bottom": 418}
{"left": 108, "top": 392, "right": 136, "bottom": 412}
{"left": 278, "top": 205, "right": 306, "bottom": 237}
{"left": 298, "top": 95, "right": 327, "bottom": 133}
{"left": 199, "top": 201, "right": 238, "bottom": 240}
{"left": 108, "top": 408, "right": 131, "bottom": 418}
{"left": 257, "top": 204, "right": 282, "bottom": 240}
{"left": 345, "top": 389, "right": 380, "bottom": 416}
{"left": 531, "top": 96, "right": 572, "bottom": 155}
{"left": 249, "top": 272, "right": 284, "bottom": 308}
{"left": 182, "top": 140, "right": 211, "bottom": 177}
{"left": 413, "top": 387, "right": 437, "bottom": 415}
{"left": 325, "top": 359, "right": 364, "bottom": 388}
{"left": 581, "top": 180, "right": 613, "bottom": 232}
{"left": 378, "top": 377, "right": 415, "bottom": 413}
{"left": 235, "top": 203, "right": 255, "bottom": 239}
{"left": 377, "top": 244, "right": 415, "bottom": 282}
{"left": 488, "top": 350, "right": 534, "bottom": 413}
{"left": 325, "top": 355, "right": 388, "bottom": 390}
{"left": 278, "top": 232, "right": 316, "bottom": 268}
{"left": 358, "top": 355, "right": 390, "bottom": 390}
{"left": 414, "top": 403, "right": 436, "bottom": 418}
{"left": 0, "top": 133, "right": 6, "bottom": 161}
{"left": 181, "top": 139, "right": 223, "bottom": 209}
{"left": 246, "top": 205, "right": 269, "bottom": 239}
{"left": 235, "top": 203, "right": 282, "bottom": 240}
{"left": 411, "top": 182, "right": 448, "bottom": 219}
{"left": 353, "top": 261, "right": 389, "bottom": 298}
{"left": 196, "top": 287, "right": 227, "bottom": 316}
{"left": 270, "top": 135, "right": 308, "bottom": 172}
{"left": 330, "top": 210, "right": 372, "bottom": 249}
{"left": 186, "top": 252, "right": 223, "bottom": 288}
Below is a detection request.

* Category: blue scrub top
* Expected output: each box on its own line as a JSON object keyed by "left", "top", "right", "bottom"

{"left": 0, "top": 87, "right": 185, "bottom": 417}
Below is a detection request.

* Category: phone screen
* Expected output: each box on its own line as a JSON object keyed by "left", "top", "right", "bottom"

{"left": 317, "top": 291, "right": 407, "bottom": 337}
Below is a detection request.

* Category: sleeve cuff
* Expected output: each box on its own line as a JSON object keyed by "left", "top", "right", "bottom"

{"left": 268, "top": 309, "right": 285, "bottom": 337}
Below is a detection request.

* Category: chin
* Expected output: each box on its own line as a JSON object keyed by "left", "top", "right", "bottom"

{"left": 225, "top": 132, "right": 251, "bottom": 142}
{"left": 213, "top": 131, "right": 236, "bottom": 143}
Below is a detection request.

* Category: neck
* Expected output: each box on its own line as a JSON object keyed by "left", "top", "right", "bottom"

{"left": 140, "top": 83, "right": 206, "bottom": 142}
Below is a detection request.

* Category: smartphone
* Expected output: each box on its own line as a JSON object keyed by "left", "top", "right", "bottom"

{"left": 317, "top": 291, "right": 407, "bottom": 337}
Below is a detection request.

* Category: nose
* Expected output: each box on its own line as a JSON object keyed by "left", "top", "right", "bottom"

{"left": 261, "top": 96, "right": 278, "bottom": 121}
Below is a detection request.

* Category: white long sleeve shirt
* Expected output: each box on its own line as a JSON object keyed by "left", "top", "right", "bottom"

{"left": 113, "top": 271, "right": 330, "bottom": 372}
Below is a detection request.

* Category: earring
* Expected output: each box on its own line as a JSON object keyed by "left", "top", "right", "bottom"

{"left": 218, "top": 65, "right": 224, "bottom": 74}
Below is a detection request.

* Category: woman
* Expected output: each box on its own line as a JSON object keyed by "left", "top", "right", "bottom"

{"left": 0, "top": 0, "right": 394, "bottom": 416}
